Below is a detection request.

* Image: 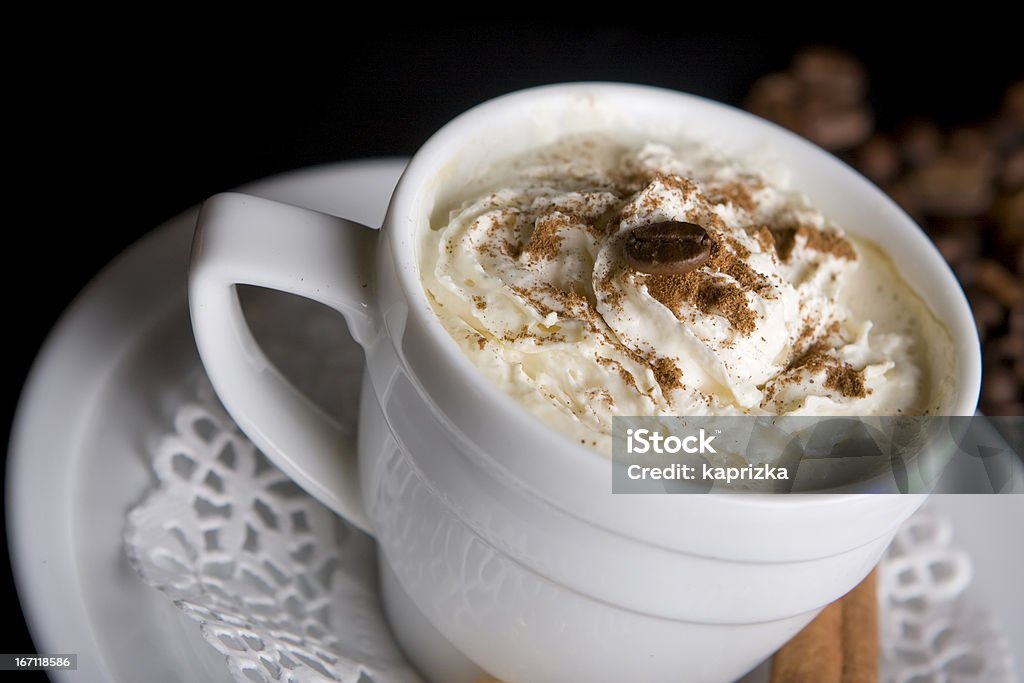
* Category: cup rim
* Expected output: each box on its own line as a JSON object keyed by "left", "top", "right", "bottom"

{"left": 382, "top": 82, "right": 982, "bottom": 513}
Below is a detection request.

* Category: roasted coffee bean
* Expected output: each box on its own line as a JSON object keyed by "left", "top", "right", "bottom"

{"left": 994, "top": 334, "right": 1024, "bottom": 360}
{"left": 991, "top": 118, "right": 1024, "bottom": 153}
{"left": 1003, "top": 149, "right": 1024, "bottom": 189}
{"left": 1010, "top": 306, "right": 1024, "bottom": 335}
{"left": 898, "top": 120, "right": 943, "bottom": 167}
{"left": 741, "top": 82, "right": 802, "bottom": 132}
{"left": 624, "top": 222, "right": 712, "bottom": 275}
{"left": 854, "top": 135, "right": 900, "bottom": 184}
{"left": 948, "top": 127, "right": 999, "bottom": 175}
{"left": 744, "top": 72, "right": 801, "bottom": 131}
{"left": 977, "top": 259, "right": 1024, "bottom": 308}
{"left": 991, "top": 306, "right": 1024, "bottom": 358}
{"left": 932, "top": 217, "right": 985, "bottom": 234}
{"left": 934, "top": 232, "right": 980, "bottom": 266}
{"left": 983, "top": 369, "right": 1019, "bottom": 405}
{"left": 1006, "top": 308, "right": 1024, "bottom": 352}
{"left": 883, "top": 182, "right": 925, "bottom": 222}
{"left": 969, "top": 291, "right": 1004, "bottom": 339}
{"left": 991, "top": 402, "right": 1024, "bottom": 415}
{"left": 1003, "top": 81, "right": 1024, "bottom": 123}
{"left": 909, "top": 157, "right": 994, "bottom": 216}
{"left": 741, "top": 50, "right": 1024, "bottom": 412}
{"left": 956, "top": 261, "right": 980, "bottom": 287}
{"left": 791, "top": 47, "right": 867, "bottom": 104}
{"left": 995, "top": 190, "right": 1024, "bottom": 240}
{"left": 799, "top": 103, "right": 873, "bottom": 151}
{"left": 992, "top": 82, "right": 1024, "bottom": 152}
{"left": 746, "top": 72, "right": 800, "bottom": 109}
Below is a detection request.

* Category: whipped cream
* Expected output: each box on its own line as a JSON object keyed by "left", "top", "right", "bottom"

{"left": 421, "top": 137, "right": 952, "bottom": 453}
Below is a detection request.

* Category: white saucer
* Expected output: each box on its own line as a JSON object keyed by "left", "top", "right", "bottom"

{"left": 8, "top": 160, "right": 1023, "bottom": 682}
{"left": 7, "top": 160, "right": 406, "bottom": 682}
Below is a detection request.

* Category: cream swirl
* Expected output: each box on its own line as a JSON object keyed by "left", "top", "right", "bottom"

{"left": 421, "top": 139, "right": 948, "bottom": 452}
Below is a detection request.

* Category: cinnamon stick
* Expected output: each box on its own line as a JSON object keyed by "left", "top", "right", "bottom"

{"left": 770, "top": 600, "right": 844, "bottom": 682}
{"left": 771, "top": 569, "right": 879, "bottom": 683}
{"left": 841, "top": 570, "right": 879, "bottom": 682}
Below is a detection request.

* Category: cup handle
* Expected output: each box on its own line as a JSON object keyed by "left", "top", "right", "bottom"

{"left": 189, "top": 192, "right": 376, "bottom": 534}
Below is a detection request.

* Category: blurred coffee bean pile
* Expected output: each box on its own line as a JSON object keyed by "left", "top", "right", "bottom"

{"left": 745, "top": 48, "right": 1024, "bottom": 416}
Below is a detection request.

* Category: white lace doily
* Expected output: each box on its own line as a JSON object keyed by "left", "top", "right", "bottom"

{"left": 124, "top": 289, "right": 421, "bottom": 683}
{"left": 123, "top": 289, "right": 1017, "bottom": 683}
{"left": 880, "top": 515, "right": 1017, "bottom": 683}
{"left": 125, "top": 390, "right": 421, "bottom": 683}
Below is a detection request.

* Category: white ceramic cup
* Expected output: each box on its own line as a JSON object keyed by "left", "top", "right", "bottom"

{"left": 188, "top": 83, "right": 982, "bottom": 683}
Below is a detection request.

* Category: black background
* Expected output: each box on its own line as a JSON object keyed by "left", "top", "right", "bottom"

{"left": 4, "top": 25, "right": 1021, "bottom": 674}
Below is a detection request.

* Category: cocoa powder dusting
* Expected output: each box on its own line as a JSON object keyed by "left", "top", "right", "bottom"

{"left": 501, "top": 327, "right": 532, "bottom": 342}
{"left": 657, "top": 173, "right": 700, "bottom": 196}
{"left": 523, "top": 213, "right": 570, "bottom": 261}
{"left": 457, "top": 145, "right": 877, "bottom": 414}
{"left": 770, "top": 223, "right": 858, "bottom": 262}
{"left": 720, "top": 251, "right": 771, "bottom": 294}
{"left": 725, "top": 235, "right": 752, "bottom": 260}
{"left": 507, "top": 283, "right": 599, "bottom": 335}
{"left": 645, "top": 273, "right": 759, "bottom": 335}
{"left": 641, "top": 236, "right": 768, "bottom": 335}
{"left": 593, "top": 387, "right": 615, "bottom": 407}
{"left": 651, "top": 356, "right": 683, "bottom": 393}
{"left": 769, "top": 226, "right": 798, "bottom": 261}
{"left": 755, "top": 226, "right": 776, "bottom": 252}
{"left": 825, "top": 364, "right": 869, "bottom": 398}
{"left": 499, "top": 325, "right": 566, "bottom": 344}
{"left": 600, "top": 286, "right": 623, "bottom": 312}
{"left": 787, "top": 342, "right": 832, "bottom": 375}
{"left": 597, "top": 356, "right": 642, "bottom": 395}
{"left": 793, "top": 317, "right": 820, "bottom": 355}
{"left": 706, "top": 182, "right": 759, "bottom": 213}
{"left": 803, "top": 225, "right": 858, "bottom": 260}
{"left": 783, "top": 342, "right": 869, "bottom": 399}
{"left": 476, "top": 208, "right": 521, "bottom": 260}
{"left": 500, "top": 239, "right": 520, "bottom": 258}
